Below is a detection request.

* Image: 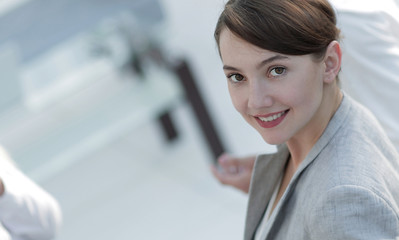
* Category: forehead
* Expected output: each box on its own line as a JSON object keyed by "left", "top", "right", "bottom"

{"left": 219, "top": 28, "right": 281, "bottom": 64}
{"left": 218, "top": 28, "right": 320, "bottom": 70}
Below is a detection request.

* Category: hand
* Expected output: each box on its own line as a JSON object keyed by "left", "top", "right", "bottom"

{"left": 210, "top": 153, "right": 256, "bottom": 193}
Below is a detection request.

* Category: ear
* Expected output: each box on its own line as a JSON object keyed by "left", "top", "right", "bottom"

{"left": 323, "top": 41, "right": 342, "bottom": 84}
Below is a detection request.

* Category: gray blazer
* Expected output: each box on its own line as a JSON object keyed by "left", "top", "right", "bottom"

{"left": 245, "top": 94, "right": 399, "bottom": 240}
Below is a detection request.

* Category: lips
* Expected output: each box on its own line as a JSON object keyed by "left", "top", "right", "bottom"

{"left": 255, "top": 110, "right": 289, "bottom": 128}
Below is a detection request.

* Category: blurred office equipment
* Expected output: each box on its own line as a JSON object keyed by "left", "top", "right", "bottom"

{"left": 0, "top": 0, "right": 225, "bottom": 179}
{"left": 0, "top": 1, "right": 173, "bottom": 179}
{"left": 0, "top": 1, "right": 245, "bottom": 239}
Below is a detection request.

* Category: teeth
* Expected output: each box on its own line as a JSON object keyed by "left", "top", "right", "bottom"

{"left": 258, "top": 111, "right": 285, "bottom": 122}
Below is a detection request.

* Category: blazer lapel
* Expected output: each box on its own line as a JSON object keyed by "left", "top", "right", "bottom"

{"left": 244, "top": 94, "right": 351, "bottom": 240}
{"left": 244, "top": 145, "right": 289, "bottom": 240}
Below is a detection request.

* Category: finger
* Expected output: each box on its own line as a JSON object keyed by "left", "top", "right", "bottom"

{"left": 210, "top": 164, "right": 228, "bottom": 184}
{"left": 220, "top": 154, "right": 253, "bottom": 174}
{"left": 218, "top": 153, "right": 240, "bottom": 169}
{"left": 211, "top": 164, "right": 251, "bottom": 193}
{"left": 211, "top": 164, "right": 241, "bottom": 184}
{"left": 217, "top": 153, "right": 230, "bottom": 165}
{"left": 223, "top": 154, "right": 257, "bottom": 169}
{"left": 210, "top": 164, "right": 219, "bottom": 178}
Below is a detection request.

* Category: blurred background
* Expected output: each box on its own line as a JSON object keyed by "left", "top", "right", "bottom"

{"left": 0, "top": 0, "right": 275, "bottom": 239}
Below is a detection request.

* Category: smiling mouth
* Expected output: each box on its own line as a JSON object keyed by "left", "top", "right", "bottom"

{"left": 257, "top": 110, "right": 289, "bottom": 122}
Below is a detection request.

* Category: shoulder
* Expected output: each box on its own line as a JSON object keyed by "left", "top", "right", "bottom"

{"left": 328, "top": 96, "right": 397, "bottom": 162}
{"left": 307, "top": 185, "right": 399, "bottom": 239}
{"left": 311, "top": 97, "right": 399, "bottom": 203}
{"left": 302, "top": 100, "right": 399, "bottom": 237}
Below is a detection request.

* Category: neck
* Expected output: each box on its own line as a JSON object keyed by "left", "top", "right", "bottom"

{"left": 287, "top": 85, "right": 342, "bottom": 170}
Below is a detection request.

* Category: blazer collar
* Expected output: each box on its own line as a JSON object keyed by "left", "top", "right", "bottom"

{"left": 244, "top": 93, "right": 351, "bottom": 240}
{"left": 244, "top": 144, "right": 289, "bottom": 240}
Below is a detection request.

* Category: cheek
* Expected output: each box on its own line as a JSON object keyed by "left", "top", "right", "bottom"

{"left": 228, "top": 85, "right": 247, "bottom": 113}
{"left": 287, "top": 72, "right": 323, "bottom": 104}
{"left": 287, "top": 76, "right": 324, "bottom": 117}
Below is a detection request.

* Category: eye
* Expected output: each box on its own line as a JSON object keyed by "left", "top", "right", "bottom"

{"left": 228, "top": 73, "right": 245, "bottom": 83}
{"left": 270, "top": 67, "right": 286, "bottom": 77}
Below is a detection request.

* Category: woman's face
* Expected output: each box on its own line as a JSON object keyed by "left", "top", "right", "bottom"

{"left": 219, "top": 29, "right": 328, "bottom": 145}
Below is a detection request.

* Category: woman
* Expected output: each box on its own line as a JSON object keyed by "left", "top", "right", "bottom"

{"left": 212, "top": 0, "right": 399, "bottom": 239}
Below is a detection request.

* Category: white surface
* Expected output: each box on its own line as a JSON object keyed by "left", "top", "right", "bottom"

{"left": 40, "top": 104, "right": 247, "bottom": 240}
{"left": 0, "top": 62, "right": 182, "bottom": 178}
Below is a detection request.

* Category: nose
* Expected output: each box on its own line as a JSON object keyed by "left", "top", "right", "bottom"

{"left": 247, "top": 79, "right": 273, "bottom": 109}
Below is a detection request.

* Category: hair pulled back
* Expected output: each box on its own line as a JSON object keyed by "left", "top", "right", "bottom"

{"left": 215, "top": 0, "right": 340, "bottom": 59}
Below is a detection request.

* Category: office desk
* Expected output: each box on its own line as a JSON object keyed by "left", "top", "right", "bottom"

{"left": 0, "top": 40, "right": 182, "bottom": 182}
{"left": 0, "top": 0, "right": 225, "bottom": 182}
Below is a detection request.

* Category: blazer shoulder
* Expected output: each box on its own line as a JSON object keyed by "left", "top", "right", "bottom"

{"left": 307, "top": 185, "right": 399, "bottom": 239}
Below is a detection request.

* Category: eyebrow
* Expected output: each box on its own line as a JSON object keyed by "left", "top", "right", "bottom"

{"left": 223, "top": 54, "right": 289, "bottom": 71}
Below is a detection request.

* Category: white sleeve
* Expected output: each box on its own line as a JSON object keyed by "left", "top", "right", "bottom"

{"left": 0, "top": 223, "right": 11, "bottom": 240}
{"left": 0, "top": 149, "right": 62, "bottom": 240}
{"left": 333, "top": 1, "right": 399, "bottom": 151}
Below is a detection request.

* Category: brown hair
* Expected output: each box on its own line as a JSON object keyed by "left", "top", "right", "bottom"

{"left": 214, "top": 0, "right": 340, "bottom": 60}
